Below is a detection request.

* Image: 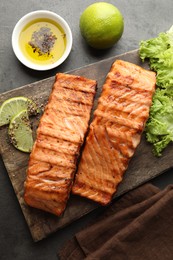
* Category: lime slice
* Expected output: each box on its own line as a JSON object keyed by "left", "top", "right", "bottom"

{"left": 0, "top": 96, "right": 39, "bottom": 127}
{"left": 8, "top": 109, "right": 33, "bottom": 153}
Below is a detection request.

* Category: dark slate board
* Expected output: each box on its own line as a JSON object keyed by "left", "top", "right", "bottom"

{"left": 0, "top": 49, "right": 172, "bottom": 241}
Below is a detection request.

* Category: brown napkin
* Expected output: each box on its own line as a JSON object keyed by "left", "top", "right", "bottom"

{"left": 58, "top": 184, "right": 173, "bottom": 260}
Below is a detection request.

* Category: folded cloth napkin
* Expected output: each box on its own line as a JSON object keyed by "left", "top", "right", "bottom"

{"left": 58, "top": 184, "right": 173, "bottom": 260}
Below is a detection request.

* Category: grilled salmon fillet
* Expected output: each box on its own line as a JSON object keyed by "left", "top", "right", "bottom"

{"left": 24, "top": 73, "right": 97, "bottom": 216}
{"left": 72, "top": 60, "right": 156, "bottom": 205}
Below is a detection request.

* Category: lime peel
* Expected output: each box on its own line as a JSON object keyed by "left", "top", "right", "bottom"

{"left": 80, "top": 2, "right": 124, "bottom": 49}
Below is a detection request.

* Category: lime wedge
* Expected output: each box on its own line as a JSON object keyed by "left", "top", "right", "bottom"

{"left": 8, "top": 109, "right": 33, "bottom": 153}
{"left": 0, "top": 96, "right": 39, "bottom": 127}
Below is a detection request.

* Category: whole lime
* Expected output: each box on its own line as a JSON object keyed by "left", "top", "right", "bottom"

{"left": 79, "top": 2, "right": 124, "bottom": 49}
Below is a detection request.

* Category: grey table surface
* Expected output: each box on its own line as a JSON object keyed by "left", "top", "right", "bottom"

{"left": 0, "top": 0, "right": 173, "bottom": 259}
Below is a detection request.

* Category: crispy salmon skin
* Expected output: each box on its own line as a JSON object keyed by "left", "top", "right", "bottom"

{"left": 24, "top": 73, "right": 97, "bottom": 216}
{"left": 72, "top": 60, "right": 156, "bottom": 205}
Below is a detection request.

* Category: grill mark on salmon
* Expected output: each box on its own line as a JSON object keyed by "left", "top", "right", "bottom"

{"left": 53, "top": 87, "right": 95, "bottom": 106}
{"left": 36, "top": 134, "right": 80, "bottom": 155}
{"left": 54, "top": 76, "right": 96, "bottom": 94}
{"left": 72, "top": 60, "right": 156, "bottom": 205}
{"left": 47, "top": 97, "right": 92, "bottom": 117}
{"left": 24, "top": 73, "right": 97, "bottom": 216}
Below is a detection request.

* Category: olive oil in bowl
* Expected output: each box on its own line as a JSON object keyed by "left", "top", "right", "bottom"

{"left": 19, "top": 18, "right": 66, "bottom": 66}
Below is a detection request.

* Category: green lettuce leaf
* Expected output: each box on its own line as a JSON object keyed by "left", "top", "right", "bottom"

{"left": 150, "top": 48, "right": 173, "bottom": 87}
{"left": 140, "top": 33, "right": 169, "bottom": 62}
{"left": 139, "top": 25, "right": 173, "bottom": 156}
{"left": 145, "top": 88, "right": 173, "bottom": 156}
{"left": 140, "top": 26, "right": 173, "bottom": 88}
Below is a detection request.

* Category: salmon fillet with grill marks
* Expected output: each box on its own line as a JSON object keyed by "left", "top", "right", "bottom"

{"left": 24, "top": 73, "right": 97, "bottom": 216}
{"left": 72, "top": 60, "right": 156, "bottom": 205}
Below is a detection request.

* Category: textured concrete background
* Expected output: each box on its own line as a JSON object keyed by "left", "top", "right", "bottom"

{"left": 0, "top": 1, "right": 173, "bottom": 259}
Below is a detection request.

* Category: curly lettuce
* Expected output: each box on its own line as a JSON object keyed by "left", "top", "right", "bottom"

{"left": 140, "top": 26, "right": 173, "bottom": 88}
{"left": 145, "top": 88, "right": 173, "bottom": 156}
{"left": 139, "top": 26, "right": 173, "bottom": 156}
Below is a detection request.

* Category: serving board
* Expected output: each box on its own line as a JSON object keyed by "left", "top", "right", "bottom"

{"left": 0, "top": 49, "right": 173, "bottom": 242}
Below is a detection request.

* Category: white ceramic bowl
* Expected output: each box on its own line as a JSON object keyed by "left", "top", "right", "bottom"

{"left": 12, "top": 10, "right": 73, "bottom": 71}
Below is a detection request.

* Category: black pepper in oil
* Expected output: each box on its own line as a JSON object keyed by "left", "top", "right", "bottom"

{"left": 29, "top": 27, "right": 57, "bottom": 57}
